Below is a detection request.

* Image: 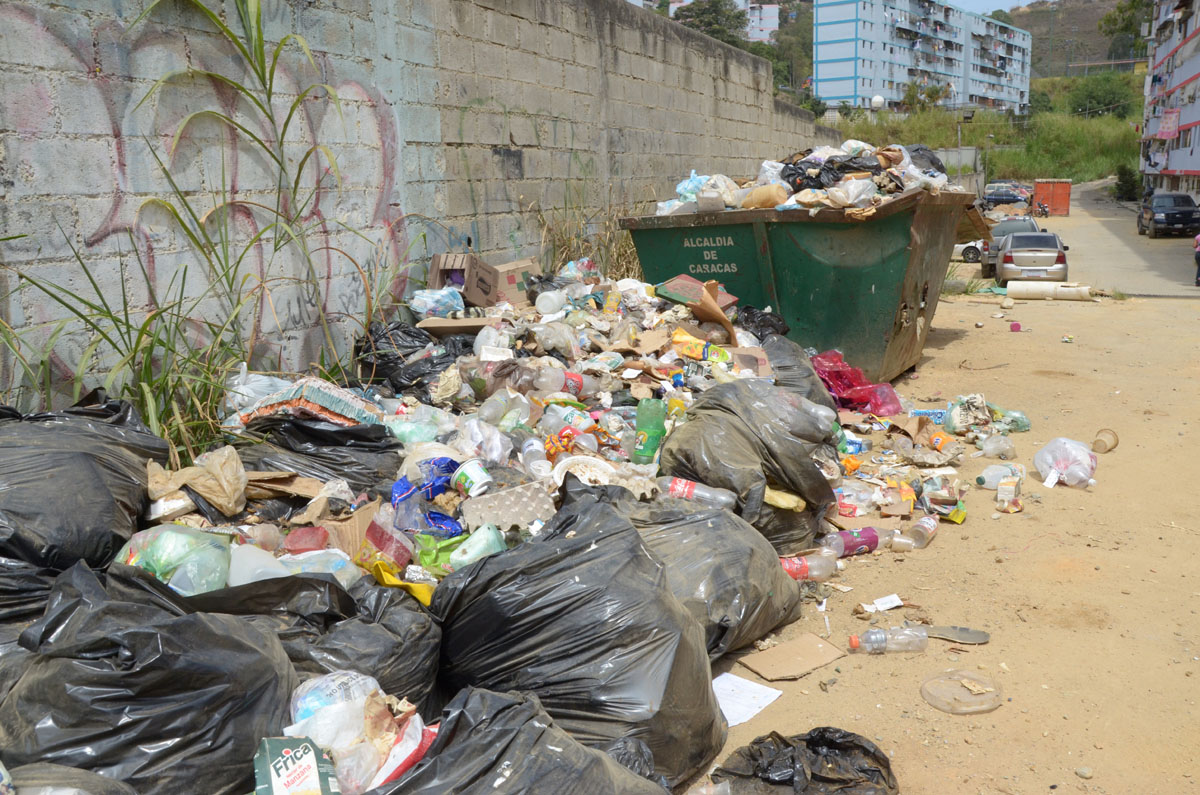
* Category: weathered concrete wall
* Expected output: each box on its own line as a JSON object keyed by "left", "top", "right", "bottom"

{"left": 0, "top": 0, "right": 838, "bottom": 378}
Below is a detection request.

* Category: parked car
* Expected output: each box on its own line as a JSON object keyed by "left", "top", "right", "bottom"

{"left": 995, "top": 232, "right": 1069, "bottom": 287}
{"left": 981, "top": 216, "right": 1043, "bottom": 278}
{"left": 984, "top": 185, "right": 1026, "bottom": 208}
{"left": 953, "top": 239, "right": 983, "bottom": 263}
{"left": 1138, "top": 192, "right": 1200, "bottom": 238}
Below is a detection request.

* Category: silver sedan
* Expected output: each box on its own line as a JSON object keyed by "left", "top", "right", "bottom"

{"left": 996, "top": 232, "right": 1069, "bottom": 287}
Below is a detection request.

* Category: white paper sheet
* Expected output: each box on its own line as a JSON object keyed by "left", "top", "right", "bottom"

{"left": 711, "top": 672, "right": 783, "bottom": 727}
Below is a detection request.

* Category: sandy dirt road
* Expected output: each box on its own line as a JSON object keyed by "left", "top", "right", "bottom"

{"left": 693, "top": 193, "right": 1200, "bottom": 793}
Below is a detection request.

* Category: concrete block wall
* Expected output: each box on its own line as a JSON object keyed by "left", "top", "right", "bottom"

{"left": 429, "top": 0, "right": 841, "bottom": 260}
{"left": 0, "top": 0, "right": 839, "bottom": 381}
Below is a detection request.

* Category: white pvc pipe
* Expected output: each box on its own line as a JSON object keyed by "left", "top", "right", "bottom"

{"left": 1006, "top": 282, "right": 1093, "bottom": 301}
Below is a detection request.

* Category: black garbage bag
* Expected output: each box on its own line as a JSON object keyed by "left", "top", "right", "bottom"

{"left": 370, "top": 688, "right": 667, "bottom": 794}
{"left": 659, "top": 380, "right": 837, "bottom": 554}
{"left": 431, "top": 497, "right": 726, "bottom": 787}
{"left": 561, "top": 479, "right": 801, "bottom": 660}
{"left": 0, "top": 556, "right": 56, "bottom": 700}
{"left": 0, "top": 398, "right": 169, "bottom": 570}
{"left": 711, "top": 728, "right": 899, "bottom": 794}
{"left": 104, "top": 564, "right": 442, "bottom": 718}
{"left": 601, "top": 737, "right": 671, "bottom": 790}
{"left": 355, "top": 321, "right": 436, "bottom": 382}
{"left": 738, "top": 305, "right": 790, "bottom": 339}
{"left": 760, "top": 334, "right": 837, "bottom": 411}
{"left": 236, "top": 416, "right": 403, "bottom": 497}
{"left": 782, "top": 156, "right": 882, "bottom": 193}
{"left": 906, "top": 144, "right": 946, "bottom": 174}
{"left": 0, "top": 563, "right": 297, "bottom": 795}
{"left": 8, "top": 763, "right": 137, "bottom": 795}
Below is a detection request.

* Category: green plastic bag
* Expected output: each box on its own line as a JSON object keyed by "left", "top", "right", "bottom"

{"left": 414, "top": 533, "right": 466, "bottom": 579}
{"left": 115, "top": 525, "right": 230, "bottom": 596}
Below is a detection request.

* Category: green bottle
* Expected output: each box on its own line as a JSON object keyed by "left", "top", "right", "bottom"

{"left": 632, "top": 398, "right": 666, "bottom": 465}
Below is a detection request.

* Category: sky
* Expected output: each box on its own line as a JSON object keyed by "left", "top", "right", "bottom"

{"left": 949, "top": 0, "right": 1034, "bottom": 13}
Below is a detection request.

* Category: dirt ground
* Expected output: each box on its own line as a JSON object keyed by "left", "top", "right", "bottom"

{"left": 697, "top": 291, "right": 1200, "bottom": 792}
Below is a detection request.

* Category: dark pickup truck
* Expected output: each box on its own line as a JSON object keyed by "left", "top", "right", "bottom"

{"left": 1138, "top": 192, "right": 1200, "bottom": 238}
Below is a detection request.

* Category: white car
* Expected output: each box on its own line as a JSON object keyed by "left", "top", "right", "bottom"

{"left": 953, "top": 239, "right": 983, "bottom": 263}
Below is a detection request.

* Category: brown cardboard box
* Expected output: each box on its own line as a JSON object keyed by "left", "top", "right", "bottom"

{"left": 428, "top": 254, "right": 540, "bottom": 308}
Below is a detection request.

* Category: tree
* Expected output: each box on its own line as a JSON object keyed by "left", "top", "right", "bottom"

{"left": 774, "top": 2, "right": 814, "bottom": 90}
{"left": 989, "top": 9, "right": 1014, "bottom": 25}
{"left": 1068, "top": 72, "right": 1136, "bottom": 118}
{"left": 1100, "top": 0, "right": 1151, "bottom": 58}
{"left": 744, "top": 41, "right": 790, "bottom": 89}
{"left": 1030, "top": 88, "right": 1054, "bottom": 114}
{"left": 800, "top": 95, "right": 828, "bottom": 118}
{"left": 654, "top": 0, "right": 670, "bottom": 16}
{"left": 1113, "top": 163, "right": 1141, "bottom": 201}
{"left": 900, "top": 82, "right": 950, "bottom": 112}
{"left": 674, "top": 0, "right": 748, "bottom": 47}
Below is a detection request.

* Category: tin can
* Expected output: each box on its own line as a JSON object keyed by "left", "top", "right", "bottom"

{"left": 453, "top": 458, "right": 493, "bottom": 497}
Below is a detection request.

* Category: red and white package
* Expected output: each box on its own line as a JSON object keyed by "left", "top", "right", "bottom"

{"left": 366, "top": 716, "right": 439, "bottom": 789}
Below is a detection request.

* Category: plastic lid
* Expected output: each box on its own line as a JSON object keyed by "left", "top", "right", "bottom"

{"left": 848, "top": 634, "right": 860, "bottom": 650}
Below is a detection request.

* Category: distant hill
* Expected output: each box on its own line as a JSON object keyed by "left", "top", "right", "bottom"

{"left": 1006, "top": 0, "right": 1125, "bottom": 79}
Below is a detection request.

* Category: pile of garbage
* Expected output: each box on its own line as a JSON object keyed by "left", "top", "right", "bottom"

{"left": 0, "top": 244, "right": 1104, "bottom": 794}
{"left": 657, "top": 140, "right": 960, "bottom": 218}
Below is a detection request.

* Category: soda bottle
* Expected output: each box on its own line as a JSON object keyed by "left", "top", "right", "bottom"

{"left": 655, "top": 476, "right": 737, "bottom": 509}
{"left": 780, "top": 554, "right": 837, "bottom": 582}
{"left": 632, "top": 399, "right": 666, "bottom": 464}
{"left": 817, "top": 527, "right": 880, "bottom": 558}
{"left": 904, "top": 515, "right": 938, "bottom": 549}
{"left": 848, "top": 626, "right": 929, "bottom": 654}
{"left": 533, "top": 368, "right": 600, "bottom": 398}
{"left": 477, "top": 387, "right": 531, "bottom": 426}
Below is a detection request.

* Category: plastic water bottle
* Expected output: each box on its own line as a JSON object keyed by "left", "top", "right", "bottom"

{"left": 632, "top": 399, "right": 667, "bottom": 464}
{"left": 818, "top": 528, "right": 880, "bottom": 558}
{"left": 976, "top": 463, "right": 1026, "bottom": 489}
{"left": 656, "top": 476, "right": 737, "bottom": 509}
{"left": 780, "top": 554, "right": 837, "bottom": 582}
{"left": 903, "top": 515, "right": 939, "bottom": 549}
{"left": 477, "top": 388, "right": 530, "bottom": 426}
{"left": 519, "top": 437, "right": 553, "bottom": 479}
{"left": 848, "top": 625, "right": 929, "bottom": 654}
{"left": 533, "top": 368, "right": 599, "bottom": 398}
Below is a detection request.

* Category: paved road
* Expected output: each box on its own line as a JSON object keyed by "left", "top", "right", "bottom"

{"left": 1045, "top": 179, "right": 1200, "bottom": 297}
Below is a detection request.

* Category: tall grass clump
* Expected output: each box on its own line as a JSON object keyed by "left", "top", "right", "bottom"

{"left": 985, "top": 113, "right": 1140, "bottom": 183}
{"left": 532, "top": 184, "right": 646, "bottom": 281}
{"left": 0, "top": 0, "right": 370, "bottom": 465}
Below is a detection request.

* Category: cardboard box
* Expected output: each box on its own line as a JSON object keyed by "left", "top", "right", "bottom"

{"left": 428, "top": 254, "right": 539, "bottom": 308}
{"left": 656, "top": 273, "right": 738, "bottom": 311}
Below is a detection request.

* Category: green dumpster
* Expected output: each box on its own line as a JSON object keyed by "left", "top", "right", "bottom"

{"left": 619, "top": 188, "right": 974, "bottom": 382}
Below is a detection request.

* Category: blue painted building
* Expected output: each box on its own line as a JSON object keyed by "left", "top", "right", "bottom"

{"left": 813, "top": 0, "right": 1031, "bottom": 112}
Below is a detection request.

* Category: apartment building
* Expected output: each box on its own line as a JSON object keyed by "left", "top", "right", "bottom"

{"left": 667, "top": 1, "right": 782, "bottom": 43}
{"left": 1142, "top": 0, "right": 1200, "bottom": 193}
{"left": 812, "top": 0, "right": 1031, "bottom": 112}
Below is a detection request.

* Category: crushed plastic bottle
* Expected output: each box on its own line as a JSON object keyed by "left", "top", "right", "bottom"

{"left": 780, "top": 554, "right": 837, "bottom": 581}
{"left": 975, "top": 463, "right": 1026, "bottom": 489}
{"left": 848, "top": 625, "right": 928, "bottom": 654}
{"left": 1034, "top": 437, "right": 1097, "bottom": 488}
{"left": 818, "top": 528, "right": 880, "bottom": 558}
{"left": 655, "top": 476, "right": 737, "bottom": 509}
{"left": 980, "top": 434, "right": 1016, "bottom": 460}
{"left": 533, "top": 367, "right": 600, "bottom": 398}
{"left": 903, "top": 515, "right": 938, "bottom": 549}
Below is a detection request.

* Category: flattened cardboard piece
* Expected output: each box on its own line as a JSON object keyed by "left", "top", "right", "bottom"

{"left": 244, "top": 472, "right": 325, "bottom": 500}
{"left": 324, "top": 499, "right": 381, "bottom": 558}
{"left": 657, "top": 273, "right": 738, "bottom": 311}
{"left": 736, "top": 632, "right": 846, "bottom": 681}
{"left": 726, "top": 347, "right": 773, "bottom": 378}
{"left": 692, "top": 280, "right": 738, "bottom": 343}
{"left": 886, "top": 415, "right": 928, "bottom": 440}
{"left": 605, "top": 326, "right": 671, "bottom": 356}
{"left": 460, "top": 482, "right": 556, "bottom": 531}
{"left": 416, "top": 316, "right": 494, "bottom": 336}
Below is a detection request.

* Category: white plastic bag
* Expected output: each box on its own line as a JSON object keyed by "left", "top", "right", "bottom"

{"left": 291, "top": 671, "right": 381, "bottom": 723}
{"left": 841, "top": 139, "right": 876, "bottom": 157}
{"left": 1033, "top": 437, "right": 1097, "bottom": 488}
{"left": 409, "top": 287, "right": 465, "bottom": 318}
{"left": 224, "top": 362, "right": 292, "bottom": 412}
{"left": 675, "top": 170, "right": 710, "bottom": 202}
{"left": 826, "top": 178, "right": 878, "bottom": 208}
{"left": 703, "top": 174, "right": 741, "bottom": 206}
{"left": 366, "top": 714, "right": 433, "bottom": 790}
{"left": 755, "top": 160, "right": 785, "bottom": 186}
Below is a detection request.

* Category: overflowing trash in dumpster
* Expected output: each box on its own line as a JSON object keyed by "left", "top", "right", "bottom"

{"left": 0, "top": 142, "right": 1108, "bottom": 793}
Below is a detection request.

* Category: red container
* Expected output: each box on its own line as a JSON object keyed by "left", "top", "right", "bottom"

{"left": 1032, "top": 179, "right": 1071, "bottom": 216}
{"left": 283, "top": 525, "right": 329, "bottom": 554}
